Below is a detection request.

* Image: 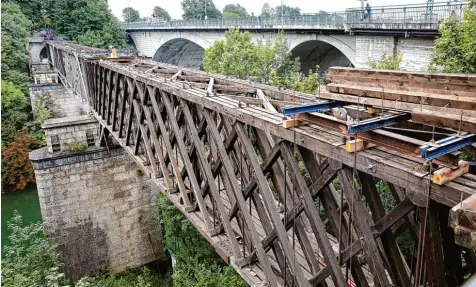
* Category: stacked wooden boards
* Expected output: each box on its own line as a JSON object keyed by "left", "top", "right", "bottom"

{"left": 322, "top": 67, "right": 476, "bottom": 133}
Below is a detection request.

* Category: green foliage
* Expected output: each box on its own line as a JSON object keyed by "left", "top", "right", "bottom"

{"left": 460, "top": 150, "right": 476, "bottom": 162}
{"left": 432, "top": 0, "right": 476, "bottom": 73}
{"left": 135, "top": 168, "right": 145, "bottom": 176}
{"left": 275, "top": 5, "right": 301, "bottom": 17}
{"left": 202, "top": 29, "right": 320, "bottom": 94}
{"left": 1, "top": 212, "right": 67, "bottom": 286}
{"left": 156, "top": 194, "right": 247, "bottom": 287}
{"left": 261, "top": 3, "right": 276, "bottom": 17}
{"left": 223, "top": 4, "right": 249, "bottom": 19}
{"left": 369, "top": 53, "right": 403, "bottom": 70}
{"left": 182, "top": 0, "right": 222, "bottom": 20}
{"left": 1, "top": 133, "right": 39, "bottom": 191}
{"left": 1, "top": 81, "right": 30, "bottom": 145}
{"left": 122, "top": 7, "right": 141, "bottom": 23}
{"left": 1, "top": 3, "right": 32, "bottom": 90}
{"left": 153, "top": 6, "right": 172, "bottom": 21}
{"left": 67, "top": 0, "right": 127, "bottom": 49}
{"left": 26, "top": 92, "right": 56, "bottom": 145}
{"left": 76, "top": 267, "right": 172, "bottom": 287}
{"left": 68, "top": 143, "right": 87, "bottom": 152}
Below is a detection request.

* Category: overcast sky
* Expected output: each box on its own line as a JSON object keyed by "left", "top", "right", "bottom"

{"left": 109, "top": 0, "right": 430, "bottom": 21}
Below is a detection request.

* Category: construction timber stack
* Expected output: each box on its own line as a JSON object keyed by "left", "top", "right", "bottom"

{"left": 46, "top": 42, "right": 476, "bottom": 287}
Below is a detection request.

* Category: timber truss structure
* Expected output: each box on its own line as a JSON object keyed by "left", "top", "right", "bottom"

{"left": 46, "top": 42, "right": 476, "bottom": 287}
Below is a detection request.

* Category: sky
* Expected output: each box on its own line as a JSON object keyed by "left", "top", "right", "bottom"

{"left": 109, "top": 0, "right": 430, "bottom": 21}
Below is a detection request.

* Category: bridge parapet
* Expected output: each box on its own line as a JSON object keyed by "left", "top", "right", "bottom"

{"left": 123, "top": 1, "right": 466, "bottom": 32}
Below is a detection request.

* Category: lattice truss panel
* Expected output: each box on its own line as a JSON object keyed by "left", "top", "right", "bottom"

{"left": 48, "top": 43, "right": 476, "bottom": 287}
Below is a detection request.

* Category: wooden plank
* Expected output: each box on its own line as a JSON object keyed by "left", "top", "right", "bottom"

{"left": 345, "top": 139, "right": 376, "bottom": 152}
{"left": 132, "top": 100, "right": 159, "bottom": 177}
{"left": 338, "top": 167, "right": 391, "bottom": 286}
{"left": 359, "top": 172, "right": 411, "bottom": 287}
{"left": 148, "top": 87, "right": 194, "bottom": 210}
{"left": 280, "top": 142, "right": 347, "bottom": 287}
{"left": 171, "top": 70, "right": 181, "bottom": 81}
{"left": 412, "top": 110, "right": 476, "bottom": 134}
{"left": 318, "top": 90, "right": 476, "bottom": 119}
{"left": 235, "top": 123, "right": 310, "bottom": 287}
{"left": 326, "top": 83, "right": 476, "bottom": 110}
{"left": 178, "top": 100, "right": 244, "bottom": 261}
{"left": 299, "top": 147, "right": 370, "bottom": 287}
{"left": 253, "top": 130, "right": 324, "bottom": 278}
{"left": 203, "top": 109, "right": 280, "bottom": 286}
{"left": 207, "top": 77, "right": 214, "bottom": 95}
{"left": 433, "top": 161, "right": 470, "bottom": 185}
{"left": 158, "top": 89, "right": 216, "bottom": 232}
{"left": 282, "top": 119, "right": 306, "bottom": 129}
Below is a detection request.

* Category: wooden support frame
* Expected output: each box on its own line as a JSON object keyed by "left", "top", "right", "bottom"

{"left": 47, "top": 42, "right": 476, "bottom": 287}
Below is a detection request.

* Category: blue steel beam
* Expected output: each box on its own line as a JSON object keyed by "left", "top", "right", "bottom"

{"left": 421, "top": 133, "right": 476, "bottom": 160}
{"left": 83, "top": 50, "right": 139, "bottom": 55}
{"left": 282, "top": 101, "right": 342, "bottom": 116}
{"left": 347, "top": 113, "right": 411, "bottom": 134}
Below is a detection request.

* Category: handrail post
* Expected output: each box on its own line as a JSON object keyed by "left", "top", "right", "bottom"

{"left": 403, "top": 7, "right": 406, "bottom": 30}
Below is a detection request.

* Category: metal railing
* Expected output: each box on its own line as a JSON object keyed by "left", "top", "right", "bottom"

{"left": 345, "top": 1, "right": 466, "bottom": 30}
{"left": 122, "top": 1, "right": 467, "bottom": 31}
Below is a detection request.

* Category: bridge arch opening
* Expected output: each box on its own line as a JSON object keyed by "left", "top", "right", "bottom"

{"left": 153, "top": 38, "right": 205, "bottom": 69}
{"left": 39, "top": 46, "right": 48, "bottom": 62}
{"left": 291, "top": 40, "right": 352, "bottom": 75}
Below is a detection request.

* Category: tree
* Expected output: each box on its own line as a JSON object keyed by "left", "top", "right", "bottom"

{"left": 153, "top": 6, "right": 171, "bottom": 21}
{"left": 1, "top": 212, "right": 67, "bottom": 285}
{"left": 1, "top": 81, "right": 30, "bottom": 145}
{"left": 1, "top": 133, "right": 38, "bottom": 191}
{"left": 182, "top": 0, "right": 222, "bottom": 20}
{"left": 1, "top": 3, "right": 32, "bottom": 89}
{"left": 156, "top": 194, "right": 247, "bottom": 287}
{"left": 52, "top": 0, "right": 127, "bottom": 49}
{"left": 275, "top": 5, "right": 301, "bottom": 17}
{"left": 223, "top": 4, "right": 249, "bottom": 19}
{"left": 432, "top": 0, "right": 476, "bottom": 73}
{"left": 122, "top": 7, "right": 140, "bottom": 23}
{"left": 202, "top": 29, "right": 320, "bottom": 94}
{"left": 7, "top": 0, "right": 43, "bottom": 28}
{"left": 261, "top": 3, "right": 276, "bottom": 17}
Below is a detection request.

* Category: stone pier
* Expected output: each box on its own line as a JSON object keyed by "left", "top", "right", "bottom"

{"left": 30, "top": 115, "right": 167, "bottom": 280}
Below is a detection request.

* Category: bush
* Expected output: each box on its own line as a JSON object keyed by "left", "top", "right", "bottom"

{"left": 68, "top": 143, "right": 87, "bottom": 152}
{"left": 1, "top": 133, "right": 38, "bottom": 191}
{"left": 156, "top": 194, "right": 247, "bottom": 287}
{"left": 369, "top": 53, "right": 403, "bottom": 70}
{"left": 76, "top": 267, "right": 172, "bottom": 287}
{"left": 1, "top": 212, "right": 67, "bottom": 287}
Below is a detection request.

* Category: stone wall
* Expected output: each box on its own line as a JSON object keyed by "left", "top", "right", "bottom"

{"left": 130, "top": 30, "right": 435, "bottom": 72}
{"left": 42, "top": 115, "right": 98, "bottom": 154}
{"left": 29, "top": 85, "right": 89, "bottom": 119}
{"left": 30, "top": 147, "right": 167, "bottom": 281}
{"left": 355, "top": 35, "right": 434, "bottom": 71}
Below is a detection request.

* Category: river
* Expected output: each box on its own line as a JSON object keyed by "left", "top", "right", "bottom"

{"left": 1, "top": 185, "right": 42, "bottom": 248}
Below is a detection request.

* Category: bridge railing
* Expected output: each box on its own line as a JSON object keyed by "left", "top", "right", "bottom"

{"left": 122, "top": 1, "right": 467, "bottom": 31}
{"left": 122, "top": 12, "right": 347, "bottom": 30}
{"left": 346, "top": 1, "right": 466, "bottom": 30}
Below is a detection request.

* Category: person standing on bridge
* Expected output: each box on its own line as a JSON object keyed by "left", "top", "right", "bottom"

{"left": 366, "top": 3, "right": 372, "bottom": 21}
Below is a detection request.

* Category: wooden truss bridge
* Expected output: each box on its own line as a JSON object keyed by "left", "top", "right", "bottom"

{"left": 46, "top": 42, "right": 476, "bottom": 287}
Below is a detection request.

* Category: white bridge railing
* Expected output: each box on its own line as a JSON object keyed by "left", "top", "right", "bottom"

{"left": 123, "top": 1, "right": 466, "bottom": 31}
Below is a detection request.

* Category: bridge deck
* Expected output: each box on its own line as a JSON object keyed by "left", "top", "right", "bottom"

{"left": 47, "top": 42, "right": 476, "bottom": 287}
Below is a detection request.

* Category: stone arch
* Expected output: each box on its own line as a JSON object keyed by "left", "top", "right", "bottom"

{"left": 153, "top": 37, "right": 207, "bottom": 69}
{"left": 39, "top": 46, "right": 48, "bottom": 62}
{"left": 289, "top": 35, "right": 356, "bottom": 74}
